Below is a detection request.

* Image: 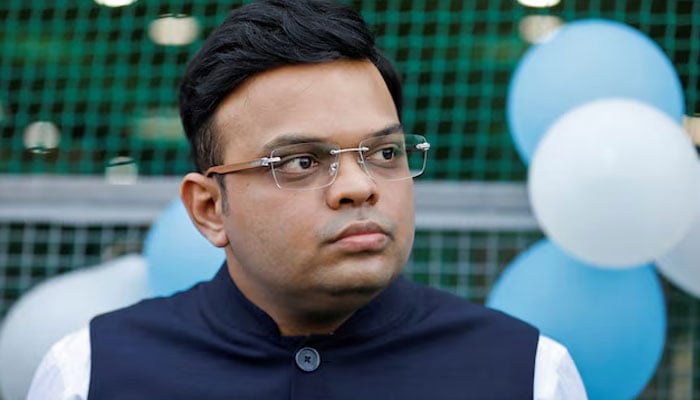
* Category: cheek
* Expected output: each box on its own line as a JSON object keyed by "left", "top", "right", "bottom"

{"left": 381, "top": 182, "right": 416, "bottom": 252}
{"left": 387, "top": 183, "right": 415, "bottom": 220}
{"left": 398, "top": 204, "right": 416, "bottom": 252}
{"left": 225, "top": 192, "right": 318, "bottom": 261}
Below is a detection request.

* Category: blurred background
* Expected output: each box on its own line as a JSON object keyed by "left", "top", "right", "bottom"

{"left": 0, "top": 0, "right": 699, "bottom": 398}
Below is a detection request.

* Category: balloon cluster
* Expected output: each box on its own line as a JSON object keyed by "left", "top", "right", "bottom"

{"left": 0, "top": 197, "right": 224, "bottom": 400}
{"left": 488, "top": 19, "right": 700, "bottom": 399}
{"left": 0, "top": 255, "right": 151, "bottom": 400}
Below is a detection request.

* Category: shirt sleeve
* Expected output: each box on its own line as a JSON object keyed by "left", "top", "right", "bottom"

{"left": 26, "top": 326, "right": 91, "bottom": 400}
{"left": 533, "top": 334, "right": 588, "bottom": 400}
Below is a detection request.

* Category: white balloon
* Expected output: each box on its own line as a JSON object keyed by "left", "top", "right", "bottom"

{"left": 0, "top": 255, "right": 151, "bottom": 400}
{"left": 656, "top": 164, "right": 700, "bottom": 297}
{"left": 528, "top": 98, "right": 700, "bottom": 267}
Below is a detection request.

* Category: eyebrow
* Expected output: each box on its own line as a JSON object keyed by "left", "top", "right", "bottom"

{"left": 260, "top": 123, "right": 404, "bottom": 154}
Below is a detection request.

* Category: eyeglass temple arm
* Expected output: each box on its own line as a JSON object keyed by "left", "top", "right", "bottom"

{"left": 205, "top": 156, "right": 281, "bottom": 177}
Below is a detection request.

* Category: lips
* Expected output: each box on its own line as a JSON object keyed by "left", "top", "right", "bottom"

{"left": 330, "top": 221, "right": 388, "bottom": 242}
{"left": 328, "top": 221, "right": 390, "bottom": 252}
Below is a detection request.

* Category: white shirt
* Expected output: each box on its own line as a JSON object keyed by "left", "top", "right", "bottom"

{"left": 27, "top": 327, "right": 587, "bottom": 399}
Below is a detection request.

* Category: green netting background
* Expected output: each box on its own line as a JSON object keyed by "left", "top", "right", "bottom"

{"left": 1, "top": 0, "right": 697, "bottom": 177}
{"left": 1, "top": 0, "right": 699, "bottom": 399}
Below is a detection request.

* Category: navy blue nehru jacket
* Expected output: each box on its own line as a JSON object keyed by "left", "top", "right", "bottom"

{"left": 89, "top": 265, "right": 539, "bottom": 399}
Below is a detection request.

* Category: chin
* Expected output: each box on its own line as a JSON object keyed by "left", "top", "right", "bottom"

{"left": 325, "top": 266, "right": 399, "bottom": 298}
{"left": 313, "top": 252, "right": 404, "bottom": 298}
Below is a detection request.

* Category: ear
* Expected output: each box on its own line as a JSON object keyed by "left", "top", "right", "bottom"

{"left": 180, "top": 173, "right": 229, "bottom": 248}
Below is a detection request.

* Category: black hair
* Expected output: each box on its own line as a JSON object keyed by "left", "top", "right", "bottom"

{"left": 179, "top": 0, "right": 403, "bottom": 173}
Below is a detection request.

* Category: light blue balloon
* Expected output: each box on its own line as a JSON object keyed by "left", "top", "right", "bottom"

{"left": 144, "top": 198, "right": 225, "bottom": 297}
{"left": 486, "top": 240, "right": 666, "bottom": 400}
{"left": 507, "top": 19, "right": 684, "bottom": 164}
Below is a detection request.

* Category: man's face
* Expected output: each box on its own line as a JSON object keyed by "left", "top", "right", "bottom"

{"left": 211, "top": 60, "right": 415, "bottom": 321}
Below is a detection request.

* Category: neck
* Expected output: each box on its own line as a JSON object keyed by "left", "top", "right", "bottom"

{"left": 225, "top": 265, "right": 380, "bottom": 337}
{"left": 275, "top": 310, "right": 354, "bottom": 336}
{"left": 258, "top": 290, "right": 373, "bottom": 336}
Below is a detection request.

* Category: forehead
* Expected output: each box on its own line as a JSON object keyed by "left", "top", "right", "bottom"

{"left": 212, "top": 60, "right": 399, "bottom": 159}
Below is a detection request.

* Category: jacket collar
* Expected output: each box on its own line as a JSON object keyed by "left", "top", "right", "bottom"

{"left": 202, "top": 263, "right": 414, "bottom": 341}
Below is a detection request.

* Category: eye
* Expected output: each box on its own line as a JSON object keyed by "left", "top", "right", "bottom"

{"left": 274, "top": 154, "right": 320, "bottom": 174}
{"left": 380, "top": 147, "right": 396, "bottom": 160}
{"left": 366, "top": 144, "right": 403, "bottom": 163}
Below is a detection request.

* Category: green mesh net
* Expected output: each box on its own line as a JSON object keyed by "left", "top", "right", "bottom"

{"left": 1, "top": 0, "right": 697, "bottom": 178}
{"left": 1, "top": 1, "right": 699, "bottom": 399}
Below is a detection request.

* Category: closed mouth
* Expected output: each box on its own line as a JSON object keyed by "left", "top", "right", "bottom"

{"left": 329, "top": 221, "right": 389, "bottom": 243}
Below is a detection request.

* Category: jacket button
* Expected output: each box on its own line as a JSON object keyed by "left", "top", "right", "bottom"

{"left": 295, "top": 347, "right": 320, "bottom": 372}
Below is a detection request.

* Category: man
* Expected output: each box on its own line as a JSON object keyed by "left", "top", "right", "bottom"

{"left": 29, "top": 0, "right": 587, "bottom": 398}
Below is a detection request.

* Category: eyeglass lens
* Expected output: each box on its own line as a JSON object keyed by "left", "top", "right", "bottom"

{"left": 269, "top": 133, "right": 428, "bottom": 190}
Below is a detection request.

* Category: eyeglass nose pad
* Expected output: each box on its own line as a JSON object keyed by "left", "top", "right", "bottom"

{"left": 329, "top": 162, "right": 339, "bottom": 176}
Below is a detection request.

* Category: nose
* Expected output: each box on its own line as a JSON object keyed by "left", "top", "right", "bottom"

{"left": 324, "top": 152, "right": 378, "bottom": 209}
